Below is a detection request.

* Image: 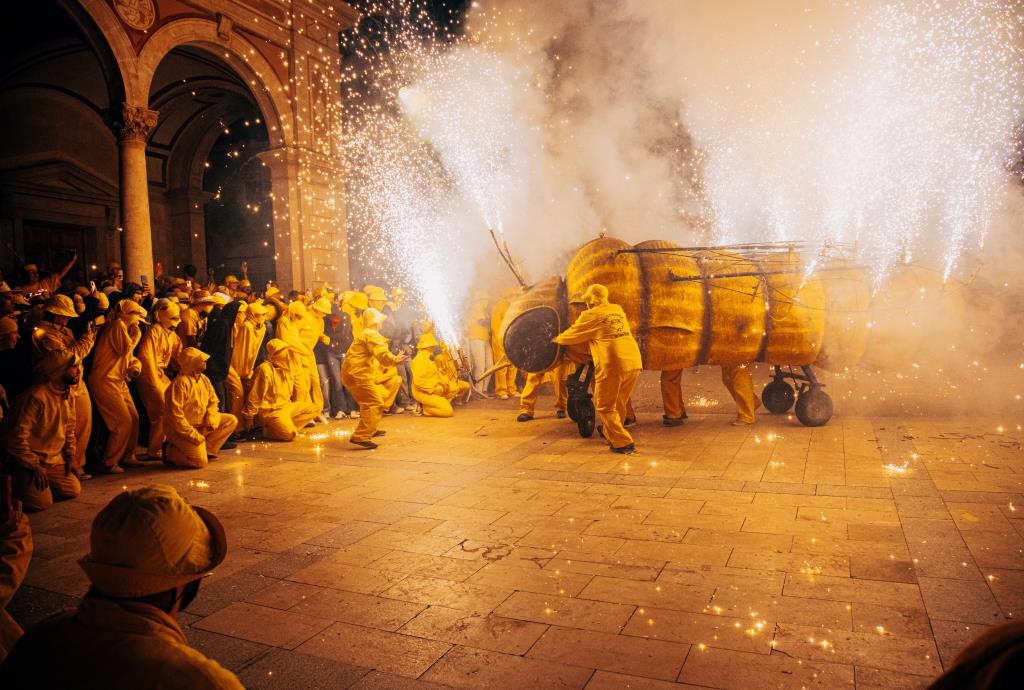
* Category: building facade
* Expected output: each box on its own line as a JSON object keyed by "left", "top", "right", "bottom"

{"left": 0, "top": 0, "right": 357, "bottom": 289}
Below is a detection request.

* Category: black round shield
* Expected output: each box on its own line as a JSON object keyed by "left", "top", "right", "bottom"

{"left": 503, "top": 306, "right": 561, "bottom": 373}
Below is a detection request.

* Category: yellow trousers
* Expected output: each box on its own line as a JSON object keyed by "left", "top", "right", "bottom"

{"left": 414, "top": 380, "right": 470, "bottom": 418}
{"left": 595, "top": 367, "right": 641, "bottom": 448}
{"left": 225, "top": 367, "right": 244, "bottom": 419}
{"left": 137, "top": 379, "right": 170, "bottom": 458}
{"left": 92, "top": 380, "right": 139, "bottom": 467}
{"left": 519, "top": 371, "right": 568, "bottom": 417}
{"left": 302, "top": 352, "right": 324, "bottom": 412}
{"left": 660, "top": 369, "right": 688, "bottom": 420}
{"left": 721, "top": 364, "right": 760, "bottom": 423}
{"left": 71, "top": 384, "right": 91, "bottom": 473}
{"left": 13, "top": 463, "right": 81, "bottom": 513}
{"left": 259, "top": 402, "right": 320, "bottom": 441}
{"left": 347, "top": 376, "right": 400, "bottom": 442}
{"left": 492, "top": 358, "right": 518, "bottom": 397}
{"left": 165, "top": 414, "right": 238, "bottom": 468}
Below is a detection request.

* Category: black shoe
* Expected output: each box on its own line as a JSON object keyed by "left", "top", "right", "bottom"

{"left": 349, "top": 438, "right": 378, "bottom": 450}
{"left": 623, "top": 416, "right": 636, "bottom": 427}
{"left": 220, "top": 440, "right": 238, "bottom": 450}
{"left": 662, "top": 415, "right": 684, "bottom": 427}
{"left": 556, "top": 410, "right": 566, "bottom": 419}
{"left": 611, "top": 443, "right": 637, "bottom": 455}
{"left": 516, "top": 413, "right": 533, "bottom": 422}
{"left": 229, "top": 432, "right": 243, "bottom": 441}
{"left": 372, "top": 430, "right": 386, "bottom": 438}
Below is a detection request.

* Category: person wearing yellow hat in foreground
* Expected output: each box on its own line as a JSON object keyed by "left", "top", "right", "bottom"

{"left": 242, "top": 339, "right": 319, "bottom": 441}
{"left": 164, "top": 349, "right": 238, "bottom": 468}
{"left": 89, "top": 300, "right": 146, "bottom": 473}
{"left": 410, "top": 333, "right": 470, "bottom": 417}
{"left": 342, "top": 308, "right": 408, "bottom": 449}
{"left": 552, "top": 284, "right": 642, "bottom": 454}
{"left": 31, "top": 294, "right": 96, "bottom": 476}
{"left": 136, "top": 300, "right": 182, "bottom": 460}
{"left": 0, "top": 350, "right": 81, "bottom": 512}
{"left": 0, "top": 484, "right": 244, "bottom": 689}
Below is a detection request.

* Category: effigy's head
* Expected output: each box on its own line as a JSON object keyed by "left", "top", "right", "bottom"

{"left": 498, "top": 276, "right": 567, "bottom": 373}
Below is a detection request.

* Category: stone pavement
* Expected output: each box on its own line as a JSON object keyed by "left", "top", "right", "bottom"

{"left": 9, "top": 378, "right": 1024, "bottom": 689}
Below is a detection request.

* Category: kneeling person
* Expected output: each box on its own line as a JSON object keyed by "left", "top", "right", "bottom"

{"left": 242, "top": 339, "right": 319, "bottom": 441}
{"left": 0, "top": 350, "right": 81, "bottom": 512}
{"left": 411, "top": 334, "right": 470, "bottom": 417}
{"left": 164, "top": 348, "right": 237, "bottom": 468}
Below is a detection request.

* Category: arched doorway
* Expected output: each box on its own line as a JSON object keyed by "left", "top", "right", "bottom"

{"left": 145, "top": 45, "right": 274, "bottom": 284}
{"left": 0, "top": 0, "right": 125, "bottom": 285}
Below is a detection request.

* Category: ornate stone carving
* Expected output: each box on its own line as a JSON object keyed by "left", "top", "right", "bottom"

{"left": 118, "top": 103, "right": 159, "bottom": 143}
{"left": 217, "top": 14, "right": 234, "bottom": 41}
{"left": 113, "top": 0, "right": 156, "bottom": 31}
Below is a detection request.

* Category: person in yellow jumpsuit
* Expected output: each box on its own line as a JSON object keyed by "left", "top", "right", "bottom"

{"left": 31, "top": 295, "right": 95, "bottom": 476}
{"left": 466, "top": 292, "right": 492, "bottom": 397}
{"left": 227, "top": 302, "right": 266, "bottom": 420}
{"left": 1, "top": 350, "right": 81, "bottom": 512}
{"left": 490, "top": 289, "right": 520, "bottom": 399}
{"left": 0, "top": 498, "right": 31, "bottom": 661}
{"left": 164, "top": 348, "right": 238, "bottom": 468}
{"left": 660, "top": 369, "right": 688, "bottom": 427}
{"left": 722, "top": 363, "right": 760, "bottom": 425}
{"left": 301, "top": 298, "right": 331, "bottom": 421}
{"left": 410, "top": 334, "right": 470, "bottom": 417}
{"left": 553, "top": 284, "right": 642, "bottom": 454}
{"left": 242, "top": 339, "right": 319, "bottom": 441}
{"left": 342, "top": 308, "right": 407, "bottom": 449}
{"left": 136, "top": 300, "right": 182, "bottom": 460}
{"left": 0, "top": 484, "right": 245, "bottom": 689}
{"left": 277, "top": 301, "right": 317, "bottom": 411}
{"left": 177, "top": 290, "right": 214, "bottom": 349}
{"left": 89, "top": 300, "right": 145, "bottom": 473}
{"left": 343, "top": 290, "right": 368, "bottom": 337}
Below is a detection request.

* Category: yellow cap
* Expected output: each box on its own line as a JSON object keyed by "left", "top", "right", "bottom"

{"left": 363, "top": 307, "right": 387, "bottom": 325}
{"left": 366, "top": 286, "right": 387, "bottom": 302}
{"left": 44, "top": 294, "right": 78, "bottom": 318}
{"left": 417, "top": 333, "right": 439, "bottom": 350}
{"left": 311, "top": 297, "right": 332, "bottom": 315}
{"left": 79, "top": 485, "right": 226, "bottom": 598}
{"left": 225, "top": 274, "right": 239, "bottom": 284}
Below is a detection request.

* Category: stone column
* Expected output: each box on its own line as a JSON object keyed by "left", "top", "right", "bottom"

{"left": 117, "top": 103, "right": 158, "bottom": 284}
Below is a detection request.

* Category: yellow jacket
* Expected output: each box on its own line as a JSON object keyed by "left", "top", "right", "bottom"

{"left": 1, "top": 381, "right": 75, "bottom": 470}
{"left": 299, "top": 310, "right": 324, "bottom": 353}
{"left": 342, "top": 328, "right": 400, "bottom": 386}
{"left": 277, "top": 303, "right": 310, "bottom": 355}
{"left": 243, "top": 340, "right": 293, "bottom": 421}
{"left": 90, "top": 319, "right": 142, "bottom": 386}
{"left": 138, "top": 324, "right": 181, "bottom": 391}
{"left": 410, "top": 349, "right": 449, "bottom": 396}
{"left": 230, "top": 316, "right": 265, "bottom": 380}
{"left": 31, "top": 321, "right": 95, "bottom": 395}
{"left": 0, "top": 595, "right": 244, "bottom": 689}
{"left": 554, "top": 302, "right": 643, "bottom": 372}
{"left": 177, "top": 307, "right": 200, "bottom": 343}
{"left": 166, "top": 350, "right": 220, "bottom": 445}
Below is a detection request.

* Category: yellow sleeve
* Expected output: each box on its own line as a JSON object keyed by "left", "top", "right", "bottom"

{"left": 553, "top": 310, "right": 602, "bottom": 345}
{"left": 169, "top": 379, "right": 203, "bottom": 444}
{"left": 5, "top": 397, "right": 43, "bottom": 470}
{"left": 137, "top": 331, "right": 161, "bottom": 385}
{"left": 243, "top": 366, "right": 268, "bottom": 420}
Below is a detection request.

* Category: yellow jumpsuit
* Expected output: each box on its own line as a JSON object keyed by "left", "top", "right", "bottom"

{"left": 0, "top": 595, "right": 245, "bottom": 689}
{"left": 519, "top": 366, "right": 570, "bottom": 418}
{"left": 164, "top": 349, "right": 238, "bottom": 468}
{"left": 342, "top": 328, "right": 402, "bottom": 442}
{"left": 298, "top": 305, "right": 326, "bottom": 412}
{"left": 554, "top": 302, "right": 643, "bottom": 449}
{"left": 410, "top": 349, "right": 470, "bottom": 417}
{"left": 227, "top": 310, "right": 265, "bottom": 419}
{"left": 31, "top": 321, "right": 95, "bottom": 473}
{"left": 1, "top": 379, "right": 80, "bottom": 512}
{"left": 490, "top": 297, "right": 518, "bottom": 397}
{"left": 242, "top": 340, "right": 319, "bottom": 441}
{"left": 89, "top": 318, "right": 142, "bottom": 468}
{"left": 176, "top": 307, "right": 202, "bottom": 348}
{"left": 277, "top": 302, "right": 320, "bottom": 409}
{"left": 722, "top": 364, "right": 760, "bottom": 424}
{"left": 660, "top": 369, "right": 688, "bottom": 422}
{"left": 137, "top": 321, "right": 181, "bottom": 458}
{"left": 0, "top": 511, "right": 31, "bottom": 661}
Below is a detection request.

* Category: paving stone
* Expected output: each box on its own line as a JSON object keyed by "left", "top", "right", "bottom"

{"left": 916, "top": 577, "right": 1005, "bottom": 625}
{"left": 290, "top": 587, "right": 427, "bottom": 631}
{"left": 528, "top": 626, "right": 690, "bottom": 681}
{"left": 297, "top": 621, "right": 452, "bottom": 678}
{"left": 422, "top": 645, "right": 594, "bottom": 689}
{"left": 235, "top": 648, "right": 370, "bottom": 689}
{"left": 194, "top": 602, "right": 333, "bottom": 649}
{"left": 493, "top": 590, "right": 635, "bottom": 633}
{"left": 398, "top": 605, "right": 548, "bottom": 654}
{"left": 679, "top": 646, "right": 855, "bottom": 689}
{"left": 772, "top": 623, "right": 942, "bottom": 676}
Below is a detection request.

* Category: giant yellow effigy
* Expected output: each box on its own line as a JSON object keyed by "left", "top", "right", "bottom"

{"left": 499, "top": 236, "right": 966, "bottom": 427}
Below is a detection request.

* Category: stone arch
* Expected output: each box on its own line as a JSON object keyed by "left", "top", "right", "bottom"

{"left": 137, "top": 19, "right": 292, "bottom": 149}
{"left": 61, "top": 0, "right": 135, "bottom": 107}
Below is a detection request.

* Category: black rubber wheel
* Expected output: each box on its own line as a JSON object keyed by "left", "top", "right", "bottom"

{"left": 577, "top": 398, "right": 596, "bottom": 438}
{"left": 795, "top": 387, "right": 833, "bottom": 427}
{"left": 567, "top": 398, "right": 580, "bottom": 423}
{"left": 762, "top": 379, "right": 796, "bottom": 414}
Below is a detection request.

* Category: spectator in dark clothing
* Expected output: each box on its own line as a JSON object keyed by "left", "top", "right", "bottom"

{"left": 200, "top": 301, "right": 241, "bottom": 410}
{"left": 316, "top": 307, "right": 356, "bottom": 419}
